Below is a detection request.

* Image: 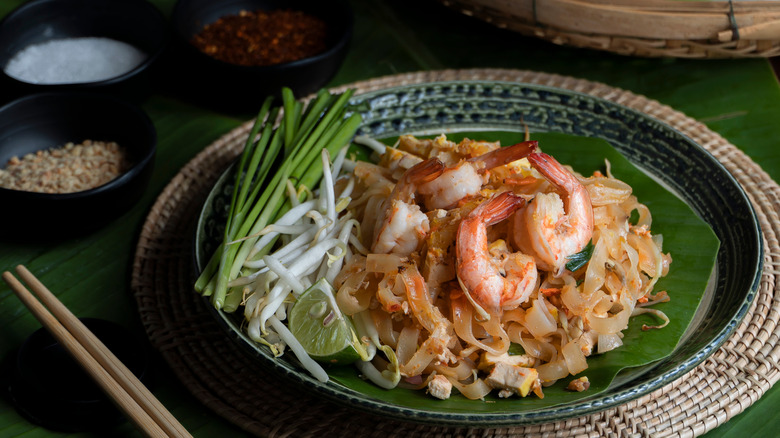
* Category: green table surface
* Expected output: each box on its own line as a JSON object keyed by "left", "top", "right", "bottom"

{"left": 1, "top": 0, "right": 778, "bottom": 436}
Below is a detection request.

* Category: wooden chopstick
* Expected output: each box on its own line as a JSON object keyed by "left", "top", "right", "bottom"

{"left": 2, "top": 265, "right": 191, "bottom": 438}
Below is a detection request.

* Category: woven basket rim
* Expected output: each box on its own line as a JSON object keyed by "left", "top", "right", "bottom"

{"left": 436, "top": 0, "right": 780, "bottom": 58}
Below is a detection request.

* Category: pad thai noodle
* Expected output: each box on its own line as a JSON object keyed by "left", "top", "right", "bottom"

{"left": 238, "top": 134, "right": 672, "bottom": 400}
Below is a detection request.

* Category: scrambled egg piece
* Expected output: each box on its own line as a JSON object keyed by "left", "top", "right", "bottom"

{"left": 485, "top": 362, "right": 540, "bottom": 398}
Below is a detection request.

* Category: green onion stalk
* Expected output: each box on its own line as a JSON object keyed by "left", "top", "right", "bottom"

{"left": 194, "top": 87, "right": 362, "bottom": 311}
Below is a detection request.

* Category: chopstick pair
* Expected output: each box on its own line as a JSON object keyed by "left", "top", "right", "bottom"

{"left": 2, "top": 265, "right": 191, "bottom": 438}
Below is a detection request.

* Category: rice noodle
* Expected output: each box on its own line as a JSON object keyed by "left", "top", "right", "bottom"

{"left": 583, "top": 176, "right": 632, "bottom": 206}
{"left": 562, "top": 340, "right": 588, "bottom": 375}
{"left": 537, "top": 359, "right": 569, "bottom": 383}
{"left": 597, "top": 333, "right": 623, "bottom": 353}
{"left": 396, "top": 326, "right": 419, "bottom": 366}
{"left": 335, "top": 269, "right": 371, "bottom": 315}
{"left": 366, "top": 253, "right": 405, "bottom": 273}
{"left": 524, "top": 297, "right": 558, "bottom": 338}
{"left": 451, "top": 295, "right": 507, "bottom": 356}
{"left": 371, "top": 309, "right": 398, "bottom": 348}
{"left": 587, "top": 294, "right": 634, "bottom": 334}
{"left": 434, "top": 359, "right": 475, "bottom": 381}
{"left": 448, "top": 377, "right": 492, "bottom": 400}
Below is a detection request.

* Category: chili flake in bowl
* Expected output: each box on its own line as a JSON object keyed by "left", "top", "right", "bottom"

{"left": 167, "top": 0, "right": 353, "bottom": 112}
{"left": 0, "top": 92, "right": 156, "bottom": 238}
{"left": 190, "top": 8, "right": 329, "bottom": 67}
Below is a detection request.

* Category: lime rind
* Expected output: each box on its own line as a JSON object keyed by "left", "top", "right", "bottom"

{"left": 289, "top": 278, "right": 369, "bottom": 365}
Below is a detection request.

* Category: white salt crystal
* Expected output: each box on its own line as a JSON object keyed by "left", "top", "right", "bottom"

{"left": 4, "top": 37, "right": 148, "bottom": 84}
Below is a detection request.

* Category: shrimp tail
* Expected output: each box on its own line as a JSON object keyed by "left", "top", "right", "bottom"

{"left": 528, "top": 152, "right": 578, "bottom": 192}
{"left": 476, "top": 191, "right": 527, "bottom": 226}
{"left": 468, "top": 140, "right": 538, "bottom": 169}
{"left": 388, "top": 157, "right": 445, "bottom": 202}
{"left": 408, "top": 157, "right": 446, "bottom": 185}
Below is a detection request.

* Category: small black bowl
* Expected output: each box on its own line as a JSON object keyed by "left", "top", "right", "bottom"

{"left": 0, "top": 0, "right": 168, "bottom": 104}
{"left": 167, "top": 0, "right": 353, "bottom": 112}
{"left": 9, "top": 318, "right": 151, "bottom": 432}
{"left": 0, "top": 92, "right": 156, "bottom": 238}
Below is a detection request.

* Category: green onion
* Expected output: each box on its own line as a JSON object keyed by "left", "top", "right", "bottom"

{"left": 565, "top": 240, "right": 595, "bottom": 272}
{"left": 508, "top": 343, "right": 526, "bottom": 356}
{"left": 194, "top": 87, "right": 362, "bottom": 311}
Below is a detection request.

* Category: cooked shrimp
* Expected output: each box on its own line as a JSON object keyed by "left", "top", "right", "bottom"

{"left": 372, "top": 158, "right": 445, "bottom": 255}
{"left": 456, "top": 191, "right": 538, "bottom": 317}
{"left": 511, "top": 152, "right": 594, "bottom": 275}
{"left": 419, "top": 141, "right": 537, "bottom": 210}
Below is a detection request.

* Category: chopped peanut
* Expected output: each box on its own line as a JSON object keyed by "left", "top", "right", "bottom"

{"left": 0, "top": 140, "right": 129, "bottom": 193}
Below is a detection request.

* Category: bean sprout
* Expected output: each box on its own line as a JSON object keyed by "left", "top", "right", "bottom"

{"left": 234, "top": 148, "right": 363, "bottom": 365}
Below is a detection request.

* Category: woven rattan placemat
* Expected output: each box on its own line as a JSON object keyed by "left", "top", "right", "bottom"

{"left": 131, "top": 69, "right": 780, "bottom": 437}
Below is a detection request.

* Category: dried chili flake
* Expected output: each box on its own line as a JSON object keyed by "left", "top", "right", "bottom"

{"left": 191, "top": 9, "right": 328, "bottom": 67}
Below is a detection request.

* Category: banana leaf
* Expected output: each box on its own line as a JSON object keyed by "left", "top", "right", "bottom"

{"left": 327, "top": 131, "right": 718, "bottom": 412}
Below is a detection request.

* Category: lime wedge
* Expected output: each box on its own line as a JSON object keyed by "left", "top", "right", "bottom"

{"left": 288, "top": 278, "right": 368, "bottom": 365}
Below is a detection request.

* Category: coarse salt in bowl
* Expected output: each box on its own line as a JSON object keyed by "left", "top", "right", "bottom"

{"left": 4, "top": 37, "right": 149, "bottom": 85}
{"left": 0, "top": 0, "right": 168, "bottom": 104}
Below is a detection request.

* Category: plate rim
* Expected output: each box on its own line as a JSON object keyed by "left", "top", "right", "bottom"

{"left": 194, "top": 78, "right": 764, "bottom": 426}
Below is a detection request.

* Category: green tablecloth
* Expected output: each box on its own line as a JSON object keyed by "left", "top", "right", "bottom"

{"left": 1, "top": 0, "right": 778, "bottom": 436}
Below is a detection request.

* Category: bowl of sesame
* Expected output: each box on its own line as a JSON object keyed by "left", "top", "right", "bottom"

{"left": 0, "top": 0, "right": 168, "bottom": 105}
{"left": 167, "top": 0, "right": 353, "bottom": 112}
{"left": 0, "top": 92, "right": 156, "bottom": 237}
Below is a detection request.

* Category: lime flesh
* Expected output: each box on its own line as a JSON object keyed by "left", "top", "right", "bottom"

{"left": 288, "top": 278, "right": 367, "bottom": 365}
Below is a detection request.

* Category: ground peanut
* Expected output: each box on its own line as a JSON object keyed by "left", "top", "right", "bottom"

{"left": 0, "top": 140, "right": 130, "bottom": 193}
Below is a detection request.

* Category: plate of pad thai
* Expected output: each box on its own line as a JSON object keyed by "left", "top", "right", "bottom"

{"left": 193, "top": 82, "right": 761, "bottom": 425}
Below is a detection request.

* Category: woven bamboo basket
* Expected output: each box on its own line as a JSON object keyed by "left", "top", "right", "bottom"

{"left": 435, "top": 0, "right": 780, "bottom": 58}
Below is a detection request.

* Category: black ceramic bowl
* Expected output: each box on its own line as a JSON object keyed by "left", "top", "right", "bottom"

{"left": 0, "top": 0, "right": 168, "bottom": 104}
{"left": 168, "top": 0, "right": 353, "bottom": 112}
{"left": 0, "top": 92, "right": 156, "bottom": 238}
{"left": 9, "top": 318, "right": 150, "bottom": 432}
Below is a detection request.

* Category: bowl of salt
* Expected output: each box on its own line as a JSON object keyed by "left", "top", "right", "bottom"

{"left": 0, "top": 0, "right": 168, "bottom": 104}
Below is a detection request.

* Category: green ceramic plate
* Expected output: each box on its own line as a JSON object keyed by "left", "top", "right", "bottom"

{"left": 194, "top": 81, "right": 762, "bottom": 426}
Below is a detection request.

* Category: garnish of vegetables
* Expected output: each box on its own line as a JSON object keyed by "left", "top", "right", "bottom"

{"left": 194, "top": 87, "right": 362, "bottom": 312}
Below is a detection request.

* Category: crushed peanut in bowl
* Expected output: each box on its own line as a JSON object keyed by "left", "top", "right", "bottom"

{"left": 0, "top": 140, "right": 131, "bottom": 194}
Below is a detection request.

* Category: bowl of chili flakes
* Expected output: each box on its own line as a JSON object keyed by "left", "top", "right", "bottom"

{"left": 167, "top": 0, "right": 353, "bottom": 112}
